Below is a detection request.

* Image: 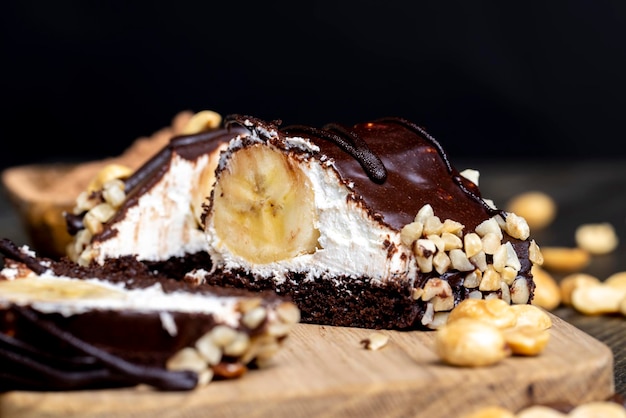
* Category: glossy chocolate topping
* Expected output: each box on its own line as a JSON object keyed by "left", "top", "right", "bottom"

{"left": 226, "top": 115, "right": 499, "bottom": 231}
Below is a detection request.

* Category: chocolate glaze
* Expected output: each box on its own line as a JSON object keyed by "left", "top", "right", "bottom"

{"left": 226, "top": 114, "right": 498, "bottom": 232}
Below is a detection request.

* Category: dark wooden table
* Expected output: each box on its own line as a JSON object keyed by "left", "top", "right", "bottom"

{"left": 1, "top": 157, "right": 626, "bottom": 397}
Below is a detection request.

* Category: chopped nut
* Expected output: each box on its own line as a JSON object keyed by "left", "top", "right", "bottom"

{"left": 276, "top": 302, "right": 301, "bottom": 325}
{"left": 463, "top": 269, "right": 482, "bottom": 288}
{"left": 212, "top": 361, "right": 247, "bottom": 379}
{"left": 422, "top": 278, "right": 448, "bottom": 301}
{"left": 500, "top": 266, "right": 517, "bottom": 286}
{"left": 400, "top": 221, "right": 423, "bottom": 246}
{"left": 223, "top": 332, "right": 251, "bottom": 357}
{"left": 432, "top": 294, "right": 455, "bottom": 312}
{"left": 475, "top": 218, "right": 503, "bottom": 239}
{"left": 427, "top": 234, "right": 446, "bottom": 252}
{"left": 195, "top": 334, "right": 222, "bottom": 366}
{"left": 414, "top": 204, "right": 434, "bottom": 223}
{"left": 459, "top": 168, "right": 480, "bottom": 186}
{"left": 414, "top": 239, "right": 437, "bottom": 258}
{"left": 88, "top": 203, "right": 116, "bottom": 223}
{"left": 500, "top": 281, "right": 511, "bottom": 304}
{"left": 469, "top": 251, "right": 488, "bottom": 272}
{"left": 360, "top": 332, "right": 390, "bottom": 350}
{"left": 481, "top": 233, "right": 502, "bottom": 255}
{"left": 433, "top": 251, "right": 451, "bottom": 274}
{"left": 421, "top": 302, "right": 435, "bottom": 326}
{"left": 463, "top": 232, "right": 483, "bottom": 258}
{"left": 86, "top": 164, "right": 133, "bottom": 193}
{"left": 102, "top": 181, "right": 126, "bottom": 208}
{"left": 208, "top": 325, "right": 238, "bottom": 347}
{"left": 510, "top": 278, "right": 531, "bottom": 305}
{"left": 166, "top": 347, "right": 207, "bottom": 373}
{"left": 426, "top": 312, "right": 450, "bottom": 330}
{"left": 449, "top": 249, "right": 475, "bottom": 271}
{"left": 528, "top": 239, "right": 544, "bottom": 266}
{"left": 416, "top": 254, "right": 434, "bottom": 273}
{"left": 441, "top": 231, "right": 463, "bottom": 251}
{"left": 504, "top": 212, "right": 530, "bottom": 240}
{"left": 423, "top": 215, "right": 444, "bottom": 236}
{"left": 411, "top": 287, "right": 424, "bottom": 300}
{"left": 442, "top": 219, "right": 464, "bottom": 236}
{"left": 242, "top": 306, "right": 267, "bottom": 330}
{"left": 197, "top": 369, "right": 215, "bottom": 386}
{"left": 478, "top": 266, "right": 502, "bottom": 292}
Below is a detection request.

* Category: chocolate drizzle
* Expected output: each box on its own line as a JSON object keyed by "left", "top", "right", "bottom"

{"left": 0, "top": 238, "right": 47, "bottom": 274}
{"left": 282, "top": 123, "right": 388, "bottom": 184}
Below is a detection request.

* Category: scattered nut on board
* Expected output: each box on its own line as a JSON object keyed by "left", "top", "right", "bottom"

{"left": 530, "top": 265, "right": 562, "bottom": 311}
{"left": 575, "top": 222, "right": 619, "bottom": 255}
{"left": 463, "top": 401, "right": 626, "bottom": 417}
{"left": 435, "top": 299, "right": 551, "bottom": 367}
{"left": 540, "top": 247, "right": 591, "bottom": 273}
{"left": 360, "top": 332, "right": 389, "bottom": 350}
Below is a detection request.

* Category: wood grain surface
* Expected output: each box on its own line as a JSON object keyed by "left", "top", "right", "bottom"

{"left": 0, "top": 313, "right": 614, "bottom": 418}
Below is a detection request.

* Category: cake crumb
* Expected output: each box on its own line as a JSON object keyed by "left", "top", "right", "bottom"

{"left": 360, "top": 332, "right": 389, "bottom": 350}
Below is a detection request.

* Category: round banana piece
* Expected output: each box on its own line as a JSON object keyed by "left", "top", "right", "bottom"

{"left": 0, "top": 276, "right": 125, "bottom": 302}
{"left": 212, "top": 144, "right": 320, "bottom": 264}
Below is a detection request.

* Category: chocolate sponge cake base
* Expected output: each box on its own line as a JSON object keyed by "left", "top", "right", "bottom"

{"left": 197, "top": 264, "right": 535, "bottom": 331}
{"left": 200, "top": 269, "right": 421, "bottom": 330}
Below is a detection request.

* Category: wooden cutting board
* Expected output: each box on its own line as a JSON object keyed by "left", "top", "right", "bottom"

{"left": 0, "top": 313, "right": 614, "bottom": 418}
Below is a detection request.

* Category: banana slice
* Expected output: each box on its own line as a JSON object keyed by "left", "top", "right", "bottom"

{"left": 0, "top": 276, "right": 125, "bottom": 302}
{"left": 212, "top": 144, "right": 320, "bottom": 264}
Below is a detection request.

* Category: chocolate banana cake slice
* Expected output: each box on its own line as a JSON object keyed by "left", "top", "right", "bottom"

{"left": 198, "top": 115, "right": 543, "bottom": 330}
{"left": 0, "top": 238, "right": 299, "bottom": 391}
{"left": 64, "top": 113, "right": 542, "bottom": 330}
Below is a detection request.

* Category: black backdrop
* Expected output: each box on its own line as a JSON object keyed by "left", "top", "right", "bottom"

{"left": 2, "top": 1, "right": 626, "bottom": 171}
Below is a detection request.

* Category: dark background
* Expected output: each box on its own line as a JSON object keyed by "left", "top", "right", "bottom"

{"left": 2, "top": 1, "right": 626, "bottom": 172}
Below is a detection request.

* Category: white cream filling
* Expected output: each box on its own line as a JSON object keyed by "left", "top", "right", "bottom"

{"left": 0, "top": 273, "right": 243, "bottom": 327}
{"left": 92, "top": 153, "right": 210, "bottom": 263}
